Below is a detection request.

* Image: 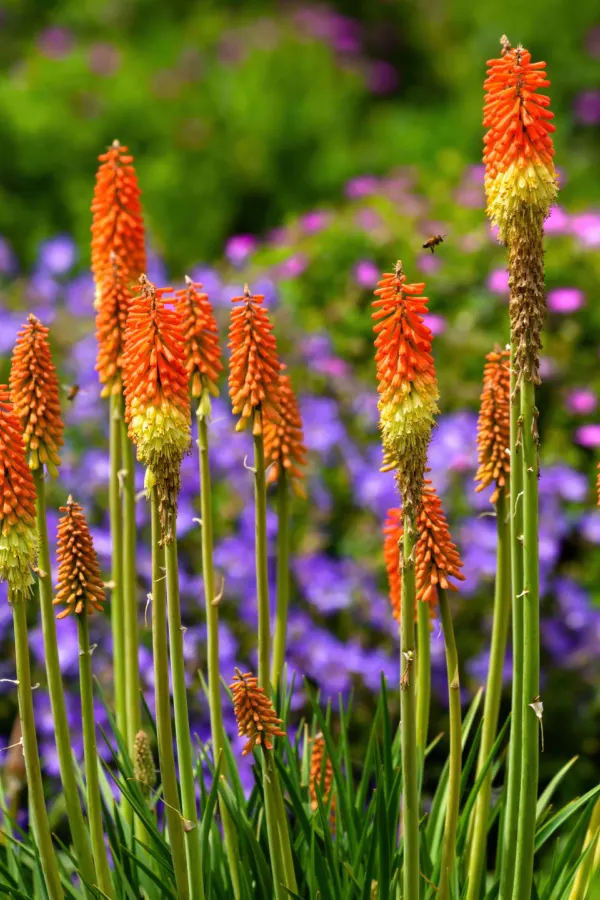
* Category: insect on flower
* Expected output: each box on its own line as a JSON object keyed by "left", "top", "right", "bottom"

{"left": 422, "top": 234, "right": 445, "bottom": 254}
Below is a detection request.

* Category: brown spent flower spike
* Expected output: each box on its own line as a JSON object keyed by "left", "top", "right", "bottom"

{"left": 309, "top": 733, "right": 335, "bottom": 814}
{"left": 264, "top": 373, "right": 307, "bottom": 495}
{"left": 9, "top": 315, "right": 64, "bottom": 478}
{"left": 54, "top": 497, "right": 105, "bottom": 619}
{"left": 134, "top": 730, "right": 156, "bottom": 796}
{"left": 174, "top": 277, "right": 223, "bottom": 400}
{"left": 475, "top": 347, "right": 511, "bottom": 504}
{"left": 230, "top": 668, "right": 286, "bottom": 755}
{"left": 228, "top": 285, "right": 282, "bottom": 435}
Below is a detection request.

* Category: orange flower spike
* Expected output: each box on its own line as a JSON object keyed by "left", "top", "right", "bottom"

{"left": 373, "top": 261, "right": 439, "bottom": 506}
{"left": 122, "top": 275, "right": 191, "bottom": 536}
{"left": 475, "top": 347, "right": 511, "bottom": 503}
{"left": 383, "top": 507, "right": 403, "bottom": 621}
{"left": 415, "top": 480, "right": 465, "bottom": 607}
{"left": 309, "top": 734, "right": 335, "bottom": 814}
{"left": 174, "top": 276, "right": 223, "bottom": 401}
{"left": 9, "top": 315, "right": 64, "bottom": 478}
{"left": 54, "top": 497, "right": 105, "bottom": 620}
{"left": 91, "top": 141, "right": 146, "bottom": 397}
{"left": 483, "top": 38, "right": 557, "bottom": 240}
{"left": 228, "top": 284, "right": 282, "bottom": 435}
{"left": 0, "top": 387, "right": 38, "bottom": 598}
{"left": 230, "top": 668, "right": 286, "bottom": 755}
{"left": 264, "top": 373, "right": 307, "bottom": 495}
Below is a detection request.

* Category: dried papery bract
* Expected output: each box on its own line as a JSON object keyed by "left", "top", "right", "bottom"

{"left": 264, "top": 373, "right": 307, "bottom": 495}
{"left": 228, "top": 285, "right": 282, "bottom": 435}
{"left": 9, "top": 315, "right": 64, "bottom": 478}
{"left": 122, "top": 275, "right": 191, "bottom": 540}
{"left": 309, "top": 734, "right": 334, "bottom": 814}
{"left": 230, "top": 668, "right": 286, "bottom": 755}
{"left": 0, "top": 387, "right": 37, "bottom": 598}
{"left": 484, "top": 41, "right": 557, "bottom": 385}
{"left": 92, "top": 141, "right": 147, "bottom": 396}
{"left": 372, "top": 261, "right": 439, "bottom": 511}
{"left": 54, "top": 498, "right": 105, "bottom": 619}
{"left": 175, "top": 277, "right": 223, "bottom": 404}
{"left": 475, "top": 347, "right": 511, "bottom": 503}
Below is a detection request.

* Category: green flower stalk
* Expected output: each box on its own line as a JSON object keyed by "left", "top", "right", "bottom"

{"left": 0, "top": 387, "right": 63, "bottom": 900}
{"left": 54, "top": 498, "right": 113, "bottom": 898}
{"left": 467, "top": 348, "right": 512, "bottom": 900}
{"left": 484, "top": 37, "right": 557, "bottom": 900}
{"left": 9, "top": 316, "right": 97, "bottom": 889}
{"left": 121, "top": 430, "right": 141, "bottom": 760}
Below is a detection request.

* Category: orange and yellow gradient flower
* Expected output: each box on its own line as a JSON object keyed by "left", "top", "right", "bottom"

{"left": 122, "top": 275, "right": 191, "bottom": 537}
{"left": 54, "top": 498, "right": 105, "bottom": 619}
{"left": 230, "top": 668, "right": 286, "bottom": 755}
{"left": 475, "top": 347, "right": 511, "bottom": 504}
{"left": 174, "top": 277, "right": 223, "bottom": 406}
{"left": 484, "top": 37, "right": 557, "bottom": 240}
{"left": 0, "top": 388, "right": 37, "bottom": 597}
{"left": 9, "top": 315, "right": 64, "bottom": 478}
{"left": 384, "top": 478, "right": 464, "bottom": 620}
{"left": 264, "top": 373, "right": 307, "bottom": 495}
{"left": 91, "top": 141, "right": 146, "bottom": 397}
{"left": 228, "top": 285, "right": 282, "bottom": 435}
{"left": 373, "top": 261, "right": 438, "bottom": 507}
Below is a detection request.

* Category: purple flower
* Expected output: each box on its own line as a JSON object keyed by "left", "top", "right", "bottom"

{"left": 277, "top": 253, "right": 308, "bottom": 279}
{"left": 574, "top": 90, "right": 600, "bottom": 125}
{"left": 540, "top": 465, "right": 588, "bottom": 503}
{"left": 344, "top": 175, "right": 379, "bottom": 199}
{"left": 367, "top": 61, "right": 398, "bottom": 95}
{"left": 300, "top": 211, "right": 330, "bottom": 233}
{"left": 467, "top": 647, "right": 512, "bottom": 686}
{"left": 65, "top": 273, "right": 95, "bottom": 316}
{"left": 570, "top": 213, "right": 600, "bottom": 247}
{"left": 300, "top": 396, "right": 346, "bottom": 456}
{"left": 354, "top": 259, "right": 379, "bottom": 288}
{"left": 0, "top": 311, "right": 25, "bottom": 353}
{"left": 225, "top": 234, "right": 257, "bottom": 267}
{"left": 88, "top": 43, "right": 121, "bottom": 77}
{"left": 422, "top": 313, "right": 446, "bottom": 336}
{"left": 37, "top": 27, "right": 73, "bottom": 59}
{"left": 186, "top": 266, "right": 224, "bottom": 305}
{"left": 0, "top": 236, "right": 17, "bottom": 275}
{"left": 545, "top": 205, "right": 569, "bottom": 234}
{"left": 145, "top": 249, "right": 168, "bottom": 287}
{"left": 37, "top": 235, "right": 77, "bottom": 274}
{"left": 487, "top": 268, "right": 509, "bottom": 295}
{"left": 575, "top": 424, "right": 600, "bottom": 447}
{"left": 581, "top": 511, "right": 600, "bottom": 543}
{"left": 293, "top": 554, "right": 356, "bottom": 613}
{"left": 547, "top": 287, "right": 585, "bottom": 313}
{"left": 419, "top": 254, "right": 441, "bottom": 274}
{"left": 565, "top": 388, "right": 597, "bottom": 415}
{"left": 354, "top": 207, "right": 384, "bottom": 231}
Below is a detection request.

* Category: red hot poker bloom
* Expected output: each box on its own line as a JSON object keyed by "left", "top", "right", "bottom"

{"left": 91, "top": 141, "right": 147, "bottom": 397}
{"left": 228, "top": 285, "right": 282, "bottom": 435}
{"left": 309, "top": 734, "right": 335, "bottom": 816}
{"left": 9, "top": 315, "right": 64, "bottom": 478}
{"left": 230, "top": 668, "right": 286, "bottom": 755}
{"left": 0, "top": 387, "right": 37, "bottom": 598}
{"left": 373, "top": 262, "right": 439, "bottom": 506}
{"left": 122, "top": 275, "right": 191, "bottom": 538}
{"left": 264, "top": 373, "right": 307, "bottom": 495}
{"left": 383, "top": 479, "right": 464, "bottom": 618}
{"left": 174, "top": 277, "right": 223, "bottom": 401}
{"left": 475, "top": 347, "right": 511, "bottom": 504}
{"left": 54, "top": 498, "right": 105, "bottom": 619}
{"left": 483, "top": 39, "right": 557, "bottom": 239}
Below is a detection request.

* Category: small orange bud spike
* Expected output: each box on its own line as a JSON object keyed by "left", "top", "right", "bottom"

{"left": 383, "top": 507, "right": 403, "bottom": 621}
{"left": 54, "top": 497, "right": 105, "bottom": 619}
{"left": 91, "top": 141, "right": 147, "bottom": 397}
{"left": 228, "top": 286, "right": 282, "bottom": 435}
{"left": 264, "top": 373, "right": 307, "bottom": 495}
{"left": 174, "top": 277, "right": 223, "bottom": 401}
{"left": 9, "top": 315, "right": 64, "bottom": 478}
{"left": 309, "top": 734, "right": 335, "bottom": 817}
{"left": 475, "top": 347, "right": 511, "bottom": 503}
{"left": 0, "top": 387, "right": 38, "bottom": 598}
{"left": 229, "top": 668, "right": 286, "bottom": 755}
{"left": 122, "top": 275, "right": 191, "bottom": 540}
{"left": 373, "top": 261, "right": 439, "bottom": 508}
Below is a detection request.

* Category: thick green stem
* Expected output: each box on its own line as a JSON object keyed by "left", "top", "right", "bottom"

{"left": 197, "top": 409, "right": 240, "bottom": 899}
{"left": 253, "top": 430, "right": 271, "bottom": 691}
{"left": 513, "top": 378, "right": 541, "bottom": 900}
{"left": 467, "top": 490, "right": 511, "bottom": 900}
{"left": 262, "top": 749, "right": 287, "bottom": 900}
{"left": 165, "top": 528, "right": 204, "bottom": 900}
{"left": 121, "top": 426, "right": 141, "bottom": 759}
{"left": 77, "top": 614, "right": 114, "bottom": 898}
{"left": 499, "top": 362, "right": 525, "bottom": 900}
{"left": 271, "top": 472, "right": 290, "bottom": 690}
{"left": 150, "top": 490, "right": 190, "bottom": 900}
{"left": 109, "top": 394, "right": 126, "bottom": 738}
{"left": 271, "top": 759, "right": 298, "bottom": 894}
{"left": 438, "top": 588, "right": 462, "bottom": 900}
{"left": 569, "top": 796, "right": 600, "bottom": 900}
{"left": 400, "top": 511, "right": 420, "bottom": 900}
{"left": 416, "top": 596, "right": 431, "bottom": 774}
{"left": 12, "top": 599, "right": 64, "bottom": 900}
{"left": 33, "top": 469, "right": 97, "bottom": 891}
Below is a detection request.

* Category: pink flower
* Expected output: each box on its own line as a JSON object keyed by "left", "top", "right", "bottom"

{"left": 575, "top": 424, "right": 600, "bottom": 448}
{"left": 566, "top": 388, "right": 597, "bottom": 415}
{"left": 545, "top": 205, "right": 569, "bottom": 234}
{"left": 487, "top": 268, "right": 509, "bottom": 295}
{"left": 354, "top": 260, "right": 379, "bottom": 288}
{"left": 547, "top": 288, "right": 586, "bottom": 314}
{"left": 225, "top": 234, "right": 257, "bottom": 267}
{"left": 422, "top": 313, "right": 446, "bottom": 336}
{"left": 570, "top": 213, "right": 600, "bottom": 247}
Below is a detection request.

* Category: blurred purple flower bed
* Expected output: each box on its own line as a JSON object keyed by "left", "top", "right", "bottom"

{"left": 1, "top": 158, "right": 600, "bottom": 794}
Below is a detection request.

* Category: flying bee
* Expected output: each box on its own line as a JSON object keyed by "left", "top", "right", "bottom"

{"left": 422, "top": 234, "right": 445, "bottom": 254}
{"left": 63, "top": 384, "right": 80, "bottom": 402}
